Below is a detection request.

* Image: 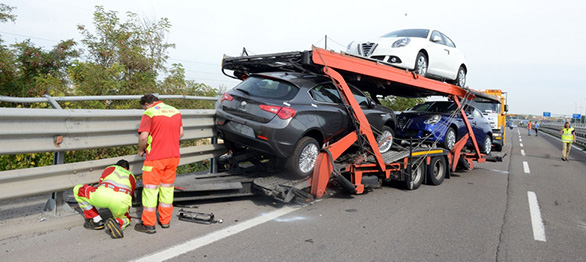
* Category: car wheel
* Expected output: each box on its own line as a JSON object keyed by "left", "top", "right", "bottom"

{"left": 377, "top": 126, "right": 394, "bottom": 154}
{"left": 427, "top": 156, "right": 446, "bottom": 185}
{"left": 480, "top": 135, "right": 491, "bottom": 155}
{"left": 442, "top": 127, "right": 457, "bottom": 150}
{"left": 287, "top": 137, "right": 320, "bottom": 179}
{"left": 405, "top": 160, "right": 424, "bottom": 190}
{"left": 454, "top": 66, "right": 466, "bottom": 87}
{"left": 414, "top": 52, "right": 428, "bottom": 77}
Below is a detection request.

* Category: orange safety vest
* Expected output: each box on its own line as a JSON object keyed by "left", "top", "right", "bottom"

{"left": 527, "top": 122, "right": 532, "bottom": 129}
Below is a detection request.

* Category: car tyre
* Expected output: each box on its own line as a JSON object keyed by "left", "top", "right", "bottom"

{"left": 454, "top": 66, "right": 466, "bottom": 87}
{"left": 427, "top": 156, "right": 446, "bottom": 185}
{"left": 414, "top": 52, "right": 428, "bottom": 77}
{"left": 287, "top": 137, "right": 320, "bottom": 179}
{"left": 442, "top": 127, "right": 457, "bottom": 150}
{"left": 377, "top": 126, "right": 395, "bottom": 154}
{"left": 480, "top": 135, "right": 492, "bottom": 155}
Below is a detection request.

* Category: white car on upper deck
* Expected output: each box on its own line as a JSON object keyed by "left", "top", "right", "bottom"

{"left": 346, "top": 29, "right": 467, "bottom": 87}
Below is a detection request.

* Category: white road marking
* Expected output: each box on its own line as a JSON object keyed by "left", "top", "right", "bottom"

{"left": 527, "top": 191, "right": 547, "bottom": 242}
{"left": 133, "top": 205, "right": 304, "bottom": 262}
{"left": 520, "top": 139, "right": 522, "bottom": 142}
{"left": 517, "top": 128, "right": 521, "bottom": 135}
{"left": 520, "top": 143, "right": 524, "bottom": 147}
{"left": 521, "top": 150, "right": 525, "bottom": 156}
{"left": 523, "top": 161, "right": 530, "bottom": 173}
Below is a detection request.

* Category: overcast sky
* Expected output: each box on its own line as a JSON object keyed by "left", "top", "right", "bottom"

{"left": 2, "top": 0, "right": 585, "bottom": 116}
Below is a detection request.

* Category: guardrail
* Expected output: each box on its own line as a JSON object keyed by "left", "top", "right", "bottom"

{"left": 0, "top": 94, "right": 227, "bottom": 205}
{"left": 538, "top": 123, "right": 586, "bottom": 147}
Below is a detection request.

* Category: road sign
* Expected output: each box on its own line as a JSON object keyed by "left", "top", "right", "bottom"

{"left": 543, "top": 112, "right": 551, "bottom": 117}
{"left": 572, "top": 113, "right": 581, "bottom": 119}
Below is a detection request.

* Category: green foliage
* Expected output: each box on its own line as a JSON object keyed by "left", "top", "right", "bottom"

{"left": 0, "top": 3, "right": 17, "bottom": 23}
{"left": 0, "top": 5, "right": 219, "bottom": 172}
{"left": 380, "top": 96, "right": 426, "bottom": 111}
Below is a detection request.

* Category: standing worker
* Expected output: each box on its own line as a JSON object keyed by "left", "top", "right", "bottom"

{"left": 73, "top": 159, "right": 136, "bottom": 239}
{"left": 560, "top": 122, "right": 576, "bottom": 161}
{"left": 135, "top": 94, "right": 183, "bottom": 234}
{"left": 527, "top": 121, "right": 532, "bottom": 136}
{"left": 534, "top": 122, "right": 540, "bottom": 136}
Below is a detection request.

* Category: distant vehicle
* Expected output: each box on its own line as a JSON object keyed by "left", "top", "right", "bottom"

{"left": 346, "top": 28, "right": 467, "bottom": 87}
{"left": 396, "top": 101, "right": 493, "bottom": 154}
{"left": 215, "top": 72, "right": 397, "bottom": 178}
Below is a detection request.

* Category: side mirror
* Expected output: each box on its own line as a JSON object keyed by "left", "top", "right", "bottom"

{"left": 432, "top": 35, "right": 442, "bottom": 43}
{"left": 504, "top": 104, "right": 509, "bottom": 112}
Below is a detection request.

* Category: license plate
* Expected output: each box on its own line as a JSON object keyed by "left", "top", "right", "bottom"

{"left": 227, "top": 121, "right": 255, "bottom": 138}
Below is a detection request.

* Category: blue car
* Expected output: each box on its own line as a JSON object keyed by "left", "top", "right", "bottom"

{"left": 396, "top": 101, "right": 493, "bottom": 154}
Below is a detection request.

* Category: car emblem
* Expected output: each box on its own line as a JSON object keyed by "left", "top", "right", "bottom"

{"left": 239, "top": 101, "right": 247, "bottom": 110}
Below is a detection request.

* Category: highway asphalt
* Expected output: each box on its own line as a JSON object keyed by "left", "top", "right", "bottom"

{"left": 1, "top": 127, "right": 585, "bottom": 261}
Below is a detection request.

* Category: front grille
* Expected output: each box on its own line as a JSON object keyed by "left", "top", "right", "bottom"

{"left": 360, "top": 43, "right": 377, "bottom": 57}
{"left": 370, "top": 55, "right": 386, "bottom": 62}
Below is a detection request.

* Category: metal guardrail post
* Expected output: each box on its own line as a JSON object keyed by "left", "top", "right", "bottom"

{"left": 209, "top": 137, "right": 218, "bottom": 173}
{"left": 41, "top": 95, "right": 75, "bottom": 216}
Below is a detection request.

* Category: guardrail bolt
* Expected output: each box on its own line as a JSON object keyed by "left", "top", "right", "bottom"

{"left": 53, "top": 135, "right": 63, "bottom": 148}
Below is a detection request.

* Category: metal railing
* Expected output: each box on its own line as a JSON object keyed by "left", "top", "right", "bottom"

{"left": 0, "top": 94, "right": 226, "bottom": 209}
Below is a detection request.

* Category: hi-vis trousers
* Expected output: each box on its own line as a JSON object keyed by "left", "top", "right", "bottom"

{"left": 141, "top": 157, "right": 180, "bottom": 226}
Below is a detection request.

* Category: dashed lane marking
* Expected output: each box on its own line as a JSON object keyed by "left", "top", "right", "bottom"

{"left": 527, "top": 191, "right": 547, "bottom": 242}
{"left": 517, "top": 128, "right": 521, "bottom": 135}
{"left": 520, "top": 143, "right": 524, "bottom": 147}
{"left": 521, "top": 150, "right": 525, "bottom": 156}
{"left": 523, "top": 161, "right": 530, "bottom": 173}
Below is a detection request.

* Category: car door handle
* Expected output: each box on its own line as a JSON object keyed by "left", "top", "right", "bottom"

{"left": 444, "top": 49, "right": 450, "bottom": 55}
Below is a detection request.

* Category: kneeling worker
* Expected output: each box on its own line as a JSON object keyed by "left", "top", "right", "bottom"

{"left": 73, "top": 159, "right": 136, "bottom": 239}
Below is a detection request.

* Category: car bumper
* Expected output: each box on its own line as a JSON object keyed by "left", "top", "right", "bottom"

{"left": 215, "top": 110, "right": 298, "bottom": 158}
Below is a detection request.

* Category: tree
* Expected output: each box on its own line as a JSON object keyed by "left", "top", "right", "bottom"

{"left": 0, "top": 3, "right": 17, "bottom": 23}
{"left": 74, "top": 6, "right": 176, "bottom": 97}
{"left": 380, "top": 96, "right": 426, "bottom": 111}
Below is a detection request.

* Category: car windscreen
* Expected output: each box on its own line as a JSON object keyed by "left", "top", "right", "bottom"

{"left": 470, "top": 101, "right": 500, "bottom": 113}
{"left": 409, "top": 102, "right": 457, "bottom": 113}
{"left": 381, "top": 29, "right": 429, "bottom": 38}
{"left": 234, "top": 76, "right": 299, "bottom": 100}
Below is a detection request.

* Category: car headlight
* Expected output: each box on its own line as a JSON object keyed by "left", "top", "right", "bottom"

{"left": 347, "top": 41, "right": 354, "bottom": 50}
{"left": 424, "top": 115, "right": 441, "bottom": 125}
{"left": 392, "top": 38, "right": 410, "bottom": 48}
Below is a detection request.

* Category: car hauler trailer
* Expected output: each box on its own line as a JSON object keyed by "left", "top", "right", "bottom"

{"left": 174, "top": 47, "right": 501, "bottom": 204}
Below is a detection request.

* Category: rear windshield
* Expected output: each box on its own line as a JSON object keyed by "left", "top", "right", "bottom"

{"left": 382, "top": 29, "right": 429, "bottom": 38}
{"left": 234, "top": 76, "right": 299, "bottom": 100}
{"left": 409, "top": 102, "right": 457, "bottom": 113}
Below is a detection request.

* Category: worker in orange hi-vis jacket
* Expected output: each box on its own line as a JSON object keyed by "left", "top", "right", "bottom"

{"left": 73, "top": 159, "right": 136, "bottom": 239}
{"left": 134, "top": 94, "right": 183, "bottom": 234}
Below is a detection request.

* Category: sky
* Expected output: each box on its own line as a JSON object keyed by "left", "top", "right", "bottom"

{"left": 1, "top": 0, "right": 585, "bottom": 116}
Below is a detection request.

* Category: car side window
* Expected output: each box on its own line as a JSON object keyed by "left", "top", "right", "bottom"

{"left": 350, "top": 86, "right": 369, "bottom": 107}
{"left": 473, "top": 109, "right": 483, "bottom": 119}
{"left": 310, "top": 84, "right": 342, "bottom": 104}
{"left": 430, "top": 31, "right": 445, "bottom": 45}
{"left": 441, "top": 33, "right": 456, "bottom": 48}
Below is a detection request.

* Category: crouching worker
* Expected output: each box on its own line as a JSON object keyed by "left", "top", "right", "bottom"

{"left": 73, "top": 159, "right": 136, "bottom": 239}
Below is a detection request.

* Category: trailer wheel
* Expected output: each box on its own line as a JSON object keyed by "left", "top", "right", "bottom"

{"left": 405, "top": 161, "right": 424, "bottom": 190}
{"left": 287, "top": 137, "right": 319, "bottom": 179}
{"left": 427, "top": 156, "right": 446, "bottom": 185}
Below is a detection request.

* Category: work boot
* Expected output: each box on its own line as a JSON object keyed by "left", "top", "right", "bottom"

{"left": 160, "top": 222, "right": 170, "bottom": 229}
{"left": 84, "top": 218, "right": 105, "bottom": 230}
{"left": 134, "top": 222, "right": 156, "bottom": 234}
{"left": 105, "top": 218, "right": 124, "bottom": 239}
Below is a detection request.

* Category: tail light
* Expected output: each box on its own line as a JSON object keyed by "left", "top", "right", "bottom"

{"left": 221, "top": 92, "right": 234, "bottom": 103}
{"left": 259, "top": 105, "right": 296, "bottom": 120}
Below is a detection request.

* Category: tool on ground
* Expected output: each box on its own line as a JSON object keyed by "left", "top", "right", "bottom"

{"left": 178, "top": 209, "right": 223, "bottom": 224}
